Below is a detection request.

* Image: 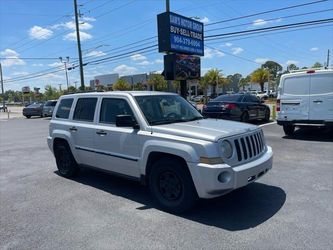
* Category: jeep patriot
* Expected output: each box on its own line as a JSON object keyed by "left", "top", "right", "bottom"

{"left": 47, "top": 91, "right": 273, "bottom": 213}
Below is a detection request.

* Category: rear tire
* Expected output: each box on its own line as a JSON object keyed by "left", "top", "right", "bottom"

{"left": 241, "top": 111, "right": 249, "bottom": 122}
{"left": 264, "top": 108, "right": 270, "bottom": 122}
{"left": 54, "top": 142, "right": 79, "bottom": 178}
{"left": 283, "top": 125, "right": 295, "bottom": 136}
{"left": 26, "top": 115, "right": 31, "bottom": 119}
{"left": 149, "top": 157, "right": 198, "bottom": 213}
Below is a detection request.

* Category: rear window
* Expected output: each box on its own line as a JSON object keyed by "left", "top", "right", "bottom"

{"left": 45, "top": 101, "right": 57, "bottom": 106}
{"left": 310, "top": 74, "right": 333, "bottom": 94}
{"left": 55, "top": 98, "right": 73, "bottom": 119}
{"left": 283, "top": 76, "right": 310, "bottom": 95}
{"left": 73, "top": 98, "right": 97, "bottom": 122}
{"left": 212, "top": 95, "right": 243, "bottom": 102}
{"left": 28, "top": 103, "right": 43, "bottom": 108}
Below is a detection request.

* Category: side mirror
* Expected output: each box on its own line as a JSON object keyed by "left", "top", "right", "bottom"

{"left": 116, "top": 115, "right": 140, "bottom": 129}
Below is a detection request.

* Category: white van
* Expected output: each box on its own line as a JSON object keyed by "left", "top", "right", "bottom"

{"left": 277, "top": 69, "right": 333, "bottom": 135}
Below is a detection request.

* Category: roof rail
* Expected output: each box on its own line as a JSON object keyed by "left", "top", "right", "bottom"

{"left": 289, "top": 66, "right": 333, "bottom": 73}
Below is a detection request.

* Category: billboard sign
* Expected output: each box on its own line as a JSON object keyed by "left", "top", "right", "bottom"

{"left": 22, "top": 86, "right": 30, "bottom": 94}
{"left": 158, "top": 12, "right": 204, "bottom": 56}
{"left": 164, "top": 54, "right": 200, "bottom": 80}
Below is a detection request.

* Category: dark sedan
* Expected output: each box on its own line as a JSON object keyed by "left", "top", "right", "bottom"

{"left": 42, "top": 100, "right": 57, "bottom": 117}
{"left": 202, "top": 94, "right": 270, "bottom": 122}
{"left": 23, "top": 103, "right": 44, "bottom": 118}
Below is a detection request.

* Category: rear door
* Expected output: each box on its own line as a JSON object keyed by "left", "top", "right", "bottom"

{"left": 309, "top": 71, "right": 333, "bottom": 121}
{"left": 242, "top": 95, "right": 260, "bottom": 119}
{"left": 281, "top": 74, "right": 310, "bottom": 121}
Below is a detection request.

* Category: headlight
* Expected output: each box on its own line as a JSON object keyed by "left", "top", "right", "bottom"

{"left": 220, "top": 140, "right": 233, "bottom": 159}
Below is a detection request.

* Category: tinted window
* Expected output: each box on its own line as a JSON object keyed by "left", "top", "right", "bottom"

{"left": 28, "top": 103, "right": 43, "bottom": 108}
{"left": 213, "top": 95, "right": 243, "bottom": 102}
{"left": 100, "top": 98, "right": 134, "bottom": 124}
{"left": 45, "top": 101, "right": 57, "bottom": 106}
{"left": 73, "top": 98, "right": 97, "bottom": 122}
{"left": 244, "top": 95, "right": 260, "bottom": 103}
{"left": 310, "top": 74, "right": 333, "bottom": 94}
{"left": 55, "top": 98, "right": 73, "bottom": 119}
{"left": 283, "top": 76, "right": 310, "bottom": 95}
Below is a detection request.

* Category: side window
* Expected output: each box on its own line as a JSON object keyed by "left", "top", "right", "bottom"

{"left": 242, "top": 96, "right": 251, "bottom": 102}
{"left": 73, "top": 98, "right": 97, "bottom": 122}
{"left": 250, "top": 95, "right": 260, "bottom": 103}
{"left": 99, "top": 98, "right": 134, "bottom": 124}
{"left": 55, "top": 98, "right": 73, "bottom": 119}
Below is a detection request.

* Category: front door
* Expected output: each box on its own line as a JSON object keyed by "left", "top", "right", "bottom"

{"left": 93, "top": 97, "right": 140, "bottom": 178}
{"left": 309, "top": 72, "right": 333, "bottom": 121}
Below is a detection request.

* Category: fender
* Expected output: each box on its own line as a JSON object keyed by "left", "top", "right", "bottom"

{"left": 139, "top": 140, "right": 200, "bottom": 175}
{"left": 51, "top": 129, "right": 80, "bottom": 163}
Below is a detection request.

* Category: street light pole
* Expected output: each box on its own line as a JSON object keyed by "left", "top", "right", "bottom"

{"left": 0, "top": 63, "right": 5, "bottom": 111}
{"left": 59, "top": 57, "right": 70, "bottom": 91}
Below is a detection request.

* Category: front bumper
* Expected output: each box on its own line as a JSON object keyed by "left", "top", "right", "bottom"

{"left": 189, "top": 146, "right": 273, "bottom": 198}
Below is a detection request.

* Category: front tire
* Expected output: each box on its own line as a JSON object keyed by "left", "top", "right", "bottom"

{"left": 149, "top": 157, "right": 198, "bottom": 213}
{"left": 264, "top": 108, "right": 270, "bottom": 122}
{"left": 54, "top": 142, "right": 79, "bottom": 178}
{"left": 283, "top": 124, "right": 295, "bottom": 136}
{"left": 25, "top": 115, "right": 31, "bottom": 119}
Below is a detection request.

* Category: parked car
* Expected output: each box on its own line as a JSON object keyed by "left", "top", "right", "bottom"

{"left": 42, "top": 100, "right": 57, "bottom": 117}
{"left": 202, "top": 93, "right": 270, "bottom": 122}
{"left": 23, "top": 103, "right": 44, "bottom": 118}
{"left": 192, "top": 95, "right": 205, "bottom": 102}
{"left": 249, "top": 90, "right": 268, "bottom": 100}
{"left": 0, "top": 103, "right": 7, "bottom": 112}
{"left": 277, "top": 69, "right": 333, "bottom": 135}
{"left": 48, "top": 91, "right": 273, "bottom": 213}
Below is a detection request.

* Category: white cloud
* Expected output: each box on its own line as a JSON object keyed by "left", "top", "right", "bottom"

{"left": 204, "top": 48, "right": 225, "bottom": 59}
{"left": 286, "top": 60, "right": 299, "bottom": 65}
{"left": 231, "top": 47, "right": 244, "bottom": 55}
{"left": 81, "top": 17, "right": 96, "bottom": 22}
{"left": 130, "top": 53, "right": 147, "bottom": 61}
{"left": 48, "top": 62, "right": 63, "bottom": 67}
{"left": 63, "top": 31, "right": 92, "bottom": 41}
{"left": 255, "top": 58, "right": 269, "bottom": 64}
{"left": 310, "top": 47, "right": 319, "bottom": 52}
{"left": 154, "top": 59, "right": 163, "bottom": 64}
{"left": 29, "top": 26, "right": 53, "bottom": 39}
{"left": 12, "top": 71, "right": 29, "bottom": 76}
{"left": 253, "top": 19, "right": 267, "bottom": 26}
{"left": 200, "top": 17, "right": 210, "bottom": 24}
{"left": 0, "top": 49, "right": 26, "bottom": 67}
{"left": 113, "top": 64, "right": 138, "bottom": 75}
{"left": 32, "top": 63, "right": 44, "bottom": 67}
{"left": 136, "top": 60, "right": 152, "bottom": 66}
{"left": 54, "top": 21, "right": 93, "bottom": 30}
{"left": 220, "top": 42, "right": 233, "bottom": 47}
{"left": 85, "top": 50, "right": 106, "bottom": 57}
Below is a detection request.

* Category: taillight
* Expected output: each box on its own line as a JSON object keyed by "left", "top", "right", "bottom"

{"left": 225, "top": 103, "right": 237, "bottom": 110}
{"left": 307, "top": 70, "right": 315, "bottom": 74}
{"left": 276, "top": 99, "right": 280, "bottom": 112}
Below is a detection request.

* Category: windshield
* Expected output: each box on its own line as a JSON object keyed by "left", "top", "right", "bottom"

{"left": 45, "top": 101, "right": 57, "bottom": 106}
{"left": 135, "top": 95, "right": 203, "bottom": 125}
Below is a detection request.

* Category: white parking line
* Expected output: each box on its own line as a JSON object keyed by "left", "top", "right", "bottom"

{"left": 259, "top": 121, "right": 277, "bottom": 127}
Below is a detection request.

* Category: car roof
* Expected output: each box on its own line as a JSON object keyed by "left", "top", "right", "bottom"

{"left": 60, "top": 91, "right": 177, "bottom": 99}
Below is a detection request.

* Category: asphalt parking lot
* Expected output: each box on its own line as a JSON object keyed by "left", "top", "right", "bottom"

{"left": 0, "top": 118, "right": 332, "bottom": 250}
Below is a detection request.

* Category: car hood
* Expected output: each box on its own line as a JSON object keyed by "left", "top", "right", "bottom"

{"left": 151, "top": 119, "right": 259, "bottom": 142}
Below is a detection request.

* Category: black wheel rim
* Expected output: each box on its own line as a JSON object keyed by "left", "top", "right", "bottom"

{"left": 158, "top": 171, "right": 182, "bottom": 201}
{"left": 57, "top": 148, "right": 71, "bottom": 175}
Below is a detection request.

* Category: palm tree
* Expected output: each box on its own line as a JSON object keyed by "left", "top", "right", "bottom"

{"left": 205, "top": 68, "right": 222, "bottom": 97}
{"left": 239, "top": 75, "right": 251, "bottom": 91}
{"left": 251, "top": 68, "right": 269, "bottom": 92}
{"left": 199, "top": 75, "right": 209, "bottom": 104}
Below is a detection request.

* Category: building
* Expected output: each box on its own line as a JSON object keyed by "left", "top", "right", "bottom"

{"left": 90, "top": 73, "right": 119, "bottom": 90}
{"left": 120, "top": 74, "right": 148, "bottom": 85}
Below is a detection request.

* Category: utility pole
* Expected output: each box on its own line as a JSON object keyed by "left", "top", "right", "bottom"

{"left": 165, "top": 0, "right": 174, "bottom": 93}
{"left": 58, "top": 84, "right": 62, "bottom": 92}
{"left": 74, "top": 0, "right": 85, "bottom": 91}
{"left": 59, "top": 57, "right": 70, "bottom": 91}
{"left": 327, "top": 49, "right": 330, "bottom": 68}
{"left": 0, "top": 63, "right": 5, "bottom": 111}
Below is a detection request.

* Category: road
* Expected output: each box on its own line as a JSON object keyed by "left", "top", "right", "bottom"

{"left": 0, "top": 118, "right": 332, "bottom": 249}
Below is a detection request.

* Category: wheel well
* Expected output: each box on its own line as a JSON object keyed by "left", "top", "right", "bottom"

{"left": 53, "top": 138, "right": 69, "bottom": 150}
{"left": 144, "top": 152, "right": 189, "bottom": 185}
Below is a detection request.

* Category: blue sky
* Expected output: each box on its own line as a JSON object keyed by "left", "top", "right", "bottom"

{"left": 1, "top": 0, "right": 332, "bottom": 91}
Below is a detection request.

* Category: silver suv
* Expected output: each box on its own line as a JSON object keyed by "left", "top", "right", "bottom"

{"left": 48, "top": 91, "right": 273, "bottom": 213}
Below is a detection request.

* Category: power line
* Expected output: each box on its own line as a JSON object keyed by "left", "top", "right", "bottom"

{"left": 206, "top": 0, "right": 329, "bottom": 26}
{"left": 0, "top": 57, "right": 78, "bottom": 60}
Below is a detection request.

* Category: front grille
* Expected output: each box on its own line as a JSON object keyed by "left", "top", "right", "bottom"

{"left": 233, "top": 130, "right": 265, "bottom": 162}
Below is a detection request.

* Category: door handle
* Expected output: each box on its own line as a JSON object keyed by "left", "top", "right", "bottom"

{"left": 96, "top": 130, "right": 107, "bottom": 135}
{"left": 69, "top": 127, "right": 77, "bottom": 132}
{"left": 313, "top": 100, "right": 323, "bottom": 103}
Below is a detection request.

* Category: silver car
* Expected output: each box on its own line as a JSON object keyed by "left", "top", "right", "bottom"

{"left": 42, "top": 100, "right": 57, "bottom": 117}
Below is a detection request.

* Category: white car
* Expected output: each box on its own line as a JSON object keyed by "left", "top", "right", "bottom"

{"left": 277, "top": 69, "right": 333, "bottom": 135}
{"left": 48, "top": 91, "right": 273, "bottom": 213}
